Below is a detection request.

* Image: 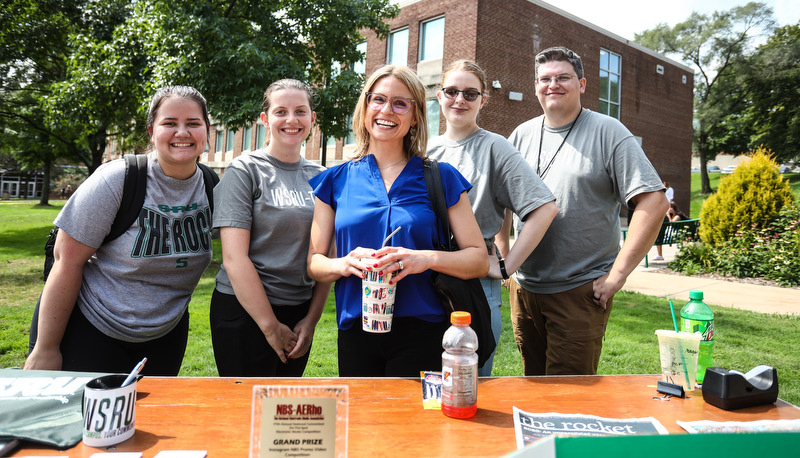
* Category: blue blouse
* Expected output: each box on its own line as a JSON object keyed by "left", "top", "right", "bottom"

{"left": 310, "top": 155, "right": 471, "bottom": 330}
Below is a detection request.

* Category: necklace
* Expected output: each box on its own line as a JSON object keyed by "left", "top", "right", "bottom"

{"left": 536, "top": 107, "right": 583, "bottom": 179}
{"left": 272, "top": 158, "right": 301, "bottom": 192}
{"left": 378, "top": 158, "right": 408, "bottom": 169}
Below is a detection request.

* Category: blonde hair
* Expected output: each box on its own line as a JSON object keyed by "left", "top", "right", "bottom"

{"left": 351, "top": 65, "right": 428, "bottom": 159}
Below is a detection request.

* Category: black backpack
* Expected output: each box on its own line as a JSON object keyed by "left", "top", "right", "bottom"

{"left": 43, "top": 154, "right": 219, "bottom": 281}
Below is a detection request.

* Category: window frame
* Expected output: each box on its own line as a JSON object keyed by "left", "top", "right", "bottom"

{"left": 226, "top": 128, "right": 235, "bottom": 153}
{"left": 353, "top": 41, "right": 367, "bottom": 75}
{"left": 242, "top": 125, "right": 253, "bottom": 152}
{"left": 599, "top": 48, "right": 621, "bottom": 119}
{"left": 387, "top": 27, "right": 409, "bottom": 66}
{"left": 215, "top": 129, "right": 224, "bottom": 153}
{"left": 419, "top": 16, "right": 445, "bottom": 62}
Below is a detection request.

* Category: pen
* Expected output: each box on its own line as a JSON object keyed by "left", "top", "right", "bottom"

{"left": 121, "top": 357, "right": 147, "bottom": 387}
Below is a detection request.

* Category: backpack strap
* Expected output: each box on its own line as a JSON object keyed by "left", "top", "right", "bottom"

{"left": 422, "top": 159, "right": 454, "bottom": 251}
{"left": 197, "top": 162, "right": 219, "bottom": 212}
{"left": 104, "top": 154, "right": 148, "bottom": 244}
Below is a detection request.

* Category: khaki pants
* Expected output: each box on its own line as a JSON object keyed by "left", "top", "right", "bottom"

{"left": 508, "top": 278, "right": 613, "bottom": 375}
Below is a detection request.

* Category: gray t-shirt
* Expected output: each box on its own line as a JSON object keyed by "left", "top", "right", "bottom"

{"left": 509, "top": 109, "right": 664, "bottom": 294}
{"left": 427, "top": 128, "right": 554, "bottom": 245}
{"left": 213, "top": 151, "right": 325, "bottom": 305}
{"left": 54, "top": 152, "right": 213, "bottom": 342}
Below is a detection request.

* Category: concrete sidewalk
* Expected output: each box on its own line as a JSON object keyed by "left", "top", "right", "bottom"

{"left": 622, "top": 243, "right": 798, "bottom": 316}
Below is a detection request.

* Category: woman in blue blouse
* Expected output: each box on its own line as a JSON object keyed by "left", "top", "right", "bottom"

{"left": 308, "top": 65, "right": 488, "bottom": 377}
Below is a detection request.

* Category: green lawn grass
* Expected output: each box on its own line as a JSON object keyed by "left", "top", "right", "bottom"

{"left": 1, "top": 198, "right": 798, "bottom": 406}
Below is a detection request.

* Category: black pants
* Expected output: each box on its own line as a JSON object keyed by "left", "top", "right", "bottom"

{"left": 337, "top": 317, "right": 450, "bottom": 377}
{"left": 29, "top": 297, "right": 189, "bottom": 376}
{"left": 210, "top": 289, "right": 313, "bottom": 377}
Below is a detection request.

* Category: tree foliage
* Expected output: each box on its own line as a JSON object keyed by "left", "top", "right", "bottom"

{"left": 729, "top": 24, "right": 800, "bottom": 163}
{"left": 636, "top": 2, "right": 776, "bottom": 194}
{"left": 2, "top": 0, "right": 397, "bottom": 183}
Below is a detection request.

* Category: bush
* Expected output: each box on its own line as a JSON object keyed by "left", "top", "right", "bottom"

{"left": 670, "top": 205, "right": 800, "bottom": 286}
{"left": 699, "top": 147, "right": 794, "bottom": 246}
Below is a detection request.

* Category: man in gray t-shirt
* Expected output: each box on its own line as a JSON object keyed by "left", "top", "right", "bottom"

{"left": 507, "top": 46, "right": 668, "bottom": 375}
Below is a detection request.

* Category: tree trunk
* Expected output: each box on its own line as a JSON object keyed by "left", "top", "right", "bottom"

{"left": 38, "top": 158, "right": 52, "bottom": 206}
{"left": 88, "top": 127, "right": 108, "bottom": 173}
{"left": 697, "top": 130, "right": 713, "bottom": 195}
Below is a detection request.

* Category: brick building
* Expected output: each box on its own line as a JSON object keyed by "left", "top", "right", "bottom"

{"left": 105, "top": 0, "right": 694, "bottom": 211}
{"left": 359, "top": 0, "right": 695, "bottom": 211}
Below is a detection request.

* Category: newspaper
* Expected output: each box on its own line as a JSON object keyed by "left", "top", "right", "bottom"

{"left": 513, "top": 407, "right": 669, "bottom": 449}
{"left": 678, "top": 419, "right": 800, "bottom": 434}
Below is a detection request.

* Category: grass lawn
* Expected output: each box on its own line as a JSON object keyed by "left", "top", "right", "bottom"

{"left": 1, "top": 197, "right": 798, "bottom": 406}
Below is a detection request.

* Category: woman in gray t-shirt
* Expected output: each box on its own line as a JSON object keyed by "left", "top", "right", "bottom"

{"left": 25, "top": 86, "right": 214, "bottom": 375}
{"left": 210, "top": 79, "right": 329, "bottom": 377}
{"left": 427, "top": 60, "right": 558, "bottom": 376}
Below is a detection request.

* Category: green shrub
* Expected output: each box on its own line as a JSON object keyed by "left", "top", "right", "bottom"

{"left": 699, "top": 147, "right": 794, "bottom": 246}
{"left": 670, "top": 205, "right": 800, "bottom": 286}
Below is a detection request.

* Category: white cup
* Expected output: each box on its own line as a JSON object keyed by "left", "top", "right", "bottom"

{"left": 361, "top": 260, "right": 396, "bottom": 333}
{"left": 655, "top": 330, "right": 701, "bottom": 390}
{"left": 82, "top": 374, "right": 137, "bottom": 447}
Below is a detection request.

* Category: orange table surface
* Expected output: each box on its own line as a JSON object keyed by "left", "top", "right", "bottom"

{"left": 12, "top": 375, "right": 800, "bottom": 457}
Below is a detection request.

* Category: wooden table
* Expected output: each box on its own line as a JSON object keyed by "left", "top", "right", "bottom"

{"left": 13, "top": 375, "right": 800, "bottom": 457}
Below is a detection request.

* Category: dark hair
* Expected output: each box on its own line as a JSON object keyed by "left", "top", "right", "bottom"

{"left": 441, "top": 59, "right": 489, "bottom": 95}
{"left": 262, "top": 79, "right": 315, "bottom": 113}
{"left": 146, "top": 86, "right": 211, "bottom": 140}
{"left": 535, "top": 46, "right": 584, "bottom": 79}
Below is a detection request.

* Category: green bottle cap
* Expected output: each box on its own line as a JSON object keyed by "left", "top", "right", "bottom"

{"left": 689, "top": 290, "right": 704, "bottom": 300}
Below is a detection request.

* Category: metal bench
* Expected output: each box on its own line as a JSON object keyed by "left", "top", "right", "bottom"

{"left": 622, "top": 218, "right": 700, "bottom": 267}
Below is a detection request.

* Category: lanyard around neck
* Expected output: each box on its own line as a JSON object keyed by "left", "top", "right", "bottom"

{"left": 536, "top": 108, "right": 583, "bottom": 179}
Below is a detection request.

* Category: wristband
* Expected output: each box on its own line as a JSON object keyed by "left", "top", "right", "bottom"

{"left": 499, "top": 258, "right": 509, "bottom": 280}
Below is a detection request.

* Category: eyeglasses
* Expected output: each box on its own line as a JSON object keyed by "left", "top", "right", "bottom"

{"left": 535, "top": 74, "right": 578, "bottom": 85}
{"left": 366, "top": 92, "right": 415, "bottom": 115}
{"left": 441, "top": 87, "right": 483, "bottom": 102}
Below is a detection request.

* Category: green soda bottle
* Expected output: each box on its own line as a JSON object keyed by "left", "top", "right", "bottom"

{"left": 679, "top": 290, "right": 715, "bottom": 384}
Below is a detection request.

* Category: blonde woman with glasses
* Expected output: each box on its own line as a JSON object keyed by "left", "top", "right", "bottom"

{"left": 308, "top": 65, "right": 487, "bottom": 377}
{"left": 428, "top": 59, "right": 557, "bottom": 376}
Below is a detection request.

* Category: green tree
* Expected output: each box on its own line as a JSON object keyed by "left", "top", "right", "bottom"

{"left": 636, "top": 2, "right": 776, "bottom": 194}
{"left": 63, "top": 0, "right": 396, "bottom": 145}
{"left": 2, "top": 1, "right": 68, "bottom": 204}
{"left": 2, "top": 0, "right": 397, "bottom": 185}
{"left": 731, "top": 24, "right": 800, "bottom": 163}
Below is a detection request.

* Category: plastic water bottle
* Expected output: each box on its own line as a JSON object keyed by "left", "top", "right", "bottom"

{"left": 442, "top": 311, "right": 478, "bottom": 419}
{"left": 679, "top": 290, "right": 715, "bottom": 384}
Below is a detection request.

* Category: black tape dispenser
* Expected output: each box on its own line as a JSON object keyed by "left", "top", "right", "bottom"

{"left": 701, "top": 365, "right": 779, "bottom": 410}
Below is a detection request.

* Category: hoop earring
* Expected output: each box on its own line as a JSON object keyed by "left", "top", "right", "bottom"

{"left": 409, "top": 125, "right": 417, "bottom": 136}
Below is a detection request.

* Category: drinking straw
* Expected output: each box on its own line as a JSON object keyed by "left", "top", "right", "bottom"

{"left": 382, "top": 226, "right": 402, "bottom": 248}
{"left": 669, "top": 300, "right": 679, "bottom": 332}
{"left": 669, "top": 300, "right": 692, "bottom": 389}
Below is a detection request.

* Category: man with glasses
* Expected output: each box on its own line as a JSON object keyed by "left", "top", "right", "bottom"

{"left": 505, "top": 46, "right": 668, "bottom": 375}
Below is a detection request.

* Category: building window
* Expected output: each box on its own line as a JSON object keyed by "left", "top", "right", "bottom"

{"left": 387, "top": 28, "right": 408, "bottom": 66}
{"left": 419, "top": 16, "right": 444, "bottom": 62}
{"left": 427, "top": 99, "right": 440, "bottom": 138}
{"left": 256, "top": 123, "right": 266, "bottom": 149}
{"left": 242, "top": 125, "right": 252, "bottom": 151}
{"left": 353, "top": 42, "right": 367, "bottom": 74}
{"left": 215, "top": 129, "right": 223, "bottom": 153}
{"left": 226, "top": 129, "right": 235, "bottom": 153}
{"left": 599, "top": 49, "right": 621, "bottom": 119}
{"left": 345, "top": 116, "right": 356, "bottom": 146}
